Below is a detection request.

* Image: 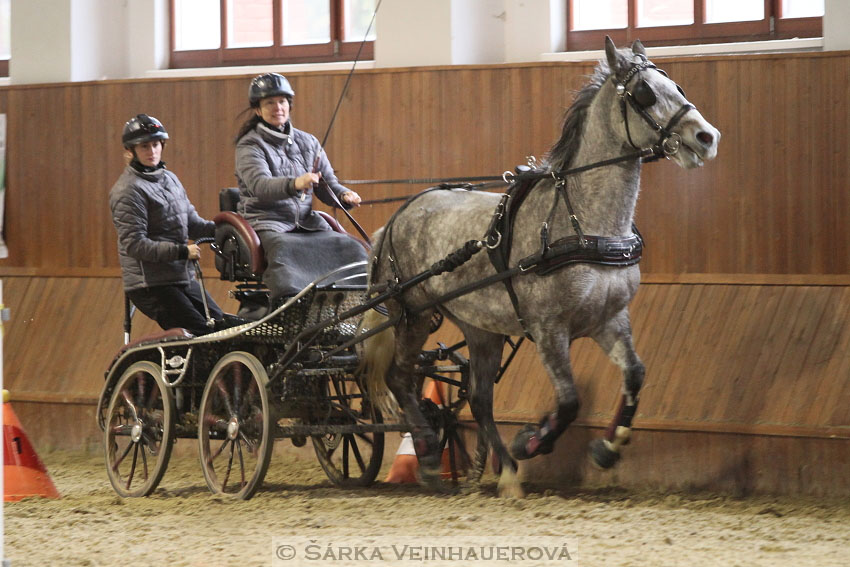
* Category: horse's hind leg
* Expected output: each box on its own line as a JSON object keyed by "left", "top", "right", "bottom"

{"left": 588, "top": 310, "right": 645, "bottom": 469}
{"left": 453, "top": 321, "right": 523, "bottom": 498}
{"left": 384, "top": 309, "right": 445, "bottom": 485}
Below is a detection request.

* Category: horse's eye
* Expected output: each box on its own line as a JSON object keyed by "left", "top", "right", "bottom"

{"left": 632, "top": 79, "right": 656, "bottom": 107}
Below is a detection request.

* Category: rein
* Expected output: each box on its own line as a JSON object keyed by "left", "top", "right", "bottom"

{"left": 309, "top": 0, "right": 382, "bottom": 245}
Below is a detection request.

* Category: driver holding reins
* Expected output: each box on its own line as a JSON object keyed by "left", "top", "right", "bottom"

{"left": 234, "top": 73, "right": 367, "bottom": 306}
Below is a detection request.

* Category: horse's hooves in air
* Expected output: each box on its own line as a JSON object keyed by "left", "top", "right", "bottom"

{"left": 588, "top": 438, "right": 621, "bottom": 469}
{"left": 509, "top": 424, "right": 542, "bottom": 460}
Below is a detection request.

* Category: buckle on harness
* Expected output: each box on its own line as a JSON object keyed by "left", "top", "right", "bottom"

{"left": 486, "top": 229, "right": 502, "bottom": 249}
{"left": 662, "top": 132, "right": 682, "bottom": 157}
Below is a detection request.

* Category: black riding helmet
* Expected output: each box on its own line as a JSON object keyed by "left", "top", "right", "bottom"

{"left": 249, "top": 73, "right": 294, "bottom": 107}
{"left": 122, "top": 114, "right": 169, "bottom": 149}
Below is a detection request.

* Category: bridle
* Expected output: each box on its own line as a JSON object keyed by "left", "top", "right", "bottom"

{"left": 616, "top": 59, "right": 695, "bottom": 159}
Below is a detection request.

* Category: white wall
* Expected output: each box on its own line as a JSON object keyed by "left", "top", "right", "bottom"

{"left": 504, "top": 0, "right": 565, "bottom": 62}
{"left": 375, "top": 0, "right": 454, "bottom": 67}
{"left": 10, "top": 0, "right": 72, "bottom": 84}
{"left": 824, "top": 0, "right": 850, "bottom": 51}
{"left": 451, "top": 0, "right": 505, "bottom": 65}
{"left": 10, "top": 0, "right": 127, "bottom": 84}
{"left": 70, "top": 0, "right": 126, "bottom": 81}
{"left": 126, "top": 0, "right": 169, "bottom": 79}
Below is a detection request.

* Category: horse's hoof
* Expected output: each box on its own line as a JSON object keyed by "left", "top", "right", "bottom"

{"left": 466, "top": 464, "right": 485, "bottom": 484}
{"left": 589, "top": 438, "right": 621, "bottom": 469}
{"left": 509, "top": 424, "right": 538, "bottom": 460}
{"left": 419, "top": 465, "right": 453, "bottom": 494}
{"left": 497, "top": 468, "right": 525, "bottom": 499}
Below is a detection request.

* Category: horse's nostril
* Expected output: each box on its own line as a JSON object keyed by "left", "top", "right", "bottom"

{"left": 697, "top": 131, "right": 714, "bottom": 146}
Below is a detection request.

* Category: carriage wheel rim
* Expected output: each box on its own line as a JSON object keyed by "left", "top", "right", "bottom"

{"left": 311, "top": 378, "right": 384, "bottom": 487}
{"left": 198, "top": 352, "right": 272, "bottom": 500}
{"left": 104, "top": 361, "right": 174, "bottom": 498}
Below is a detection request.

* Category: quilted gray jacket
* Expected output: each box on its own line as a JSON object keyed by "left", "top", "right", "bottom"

{"left": 235, "top": 122, "right": 351, "bottom": 233}
{"left": 109, "top": 165, "right": 215, "bottom": 291}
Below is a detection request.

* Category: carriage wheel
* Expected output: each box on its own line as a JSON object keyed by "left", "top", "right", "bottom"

{"left": 198, "top": 351, "right": 273, "bottom": 500}
{"left": 104, "top": 361, "right": 175, "bottom": 498}
{"left": 311, "top": 377, "right": 384, "bottom": 487}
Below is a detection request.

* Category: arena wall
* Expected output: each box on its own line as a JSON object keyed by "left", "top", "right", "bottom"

{"left": 1, "top": 51, "right": 848, "bottom": 496}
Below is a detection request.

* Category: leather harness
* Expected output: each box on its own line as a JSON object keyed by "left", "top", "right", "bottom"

{"left": 484, "top": 170, "right": 643, "bottom": 340}
{"left": 373, "top": 59, "right": 693, "bottom": 341}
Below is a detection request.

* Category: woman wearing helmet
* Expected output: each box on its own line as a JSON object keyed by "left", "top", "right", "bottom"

{"left": 234, "top": 72, "right": 367, "bottom": 304}
{"left": 109, "top": 113, "right": 223, "bottom": 335}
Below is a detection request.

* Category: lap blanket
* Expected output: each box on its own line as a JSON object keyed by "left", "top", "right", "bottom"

{"left": 257, "top": 230, "right": 368, "bottom": 301}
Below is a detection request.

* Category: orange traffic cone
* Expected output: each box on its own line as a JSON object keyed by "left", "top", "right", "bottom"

{"left": 3, "top": 390, "right": 60, "bottom": 501}
{"left": 384, "top": 432, "right": 418, "bottom": 483}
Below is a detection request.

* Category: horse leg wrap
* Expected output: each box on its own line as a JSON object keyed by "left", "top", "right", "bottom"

{"left": 412, "top": 429, "right": 442, "bottom": 471}
{"left": 510, "top": 415, "right": 560, "bottom": 460}
{"left": 604, "top": 395, "right": 637, "bottom": 443}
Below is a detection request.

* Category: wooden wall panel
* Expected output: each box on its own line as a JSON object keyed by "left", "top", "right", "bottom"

{"left": 489, "top": 284, "right": 850, "bottom": 436}
{"left": 3, "top": 52, "right": 846, "bottom": 276}
{"left": 4, "top": 277, "right": 847, "bottom": 434}
{"left": 2, "top": 276, "right": 848, "bottom": 493}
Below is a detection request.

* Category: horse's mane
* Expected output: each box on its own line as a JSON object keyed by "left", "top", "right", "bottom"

{"left": 545, "top": 60, "right": 612, "bottom": 171}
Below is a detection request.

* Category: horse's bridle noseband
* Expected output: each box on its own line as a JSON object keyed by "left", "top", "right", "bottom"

{"left": 617, "top": 60, "right": 695, "bottom": 158}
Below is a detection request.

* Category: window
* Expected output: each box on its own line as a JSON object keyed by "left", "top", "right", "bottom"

{"left": 0, "top": 0, "right": 10, "bottom": 77}
{"left": 566, "top": 0, "right": 823, "bottom": 51}
{"left": 170, "top": 0, "right": 376, "bottom": 69}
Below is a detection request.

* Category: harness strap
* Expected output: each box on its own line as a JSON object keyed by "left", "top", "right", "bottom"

{"left": 484, "top": 174, "right": 543, "bottom": 340}
{"left": 409, "top": 231, "right": 643, "bottom": 318}
{"left": 556, "top": 177, "right": 586, "bottom": 247}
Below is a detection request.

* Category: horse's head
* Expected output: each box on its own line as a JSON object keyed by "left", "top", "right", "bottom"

{"left": 604, "top": 37, "right": 720, "bottom": 169}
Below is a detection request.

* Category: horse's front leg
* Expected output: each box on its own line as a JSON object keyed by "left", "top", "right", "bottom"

{"left": 509, "top": 330, "right": 579, "bottom": 461}
{"left": 588, "top": 309, "right": 645, "bottom": 468}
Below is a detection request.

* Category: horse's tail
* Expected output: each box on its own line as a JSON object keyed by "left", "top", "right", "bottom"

{"left": 359, "top": 225, "right": 399, "bottom": 416}
{"left": 359, "top": 307, "right": 398, "bottom": 417}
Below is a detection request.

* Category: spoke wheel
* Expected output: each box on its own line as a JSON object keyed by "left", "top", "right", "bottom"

{"left": 198, "top": 352, "right": 273, "bottom": 500}
{"left": 312, "top": 377, "right": 384, "bottom": 487}
{"left": 104, "top": 361, "right": 175, "bottom": 498}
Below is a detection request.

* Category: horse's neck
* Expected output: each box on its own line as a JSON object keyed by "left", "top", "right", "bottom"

{"left": 566, "top": 94, "right": 642, "bottom": 236}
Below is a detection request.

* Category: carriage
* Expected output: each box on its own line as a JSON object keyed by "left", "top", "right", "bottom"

{"left": 97, "top": 38, "right": 719, "bottom": 500}
{"left": 95, "top": 192, "right": 509, "bottom": 500}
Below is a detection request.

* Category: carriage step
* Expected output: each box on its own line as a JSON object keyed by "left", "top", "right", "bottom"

{"left": 276, "top": 423, "right": 410, "bottom": 436}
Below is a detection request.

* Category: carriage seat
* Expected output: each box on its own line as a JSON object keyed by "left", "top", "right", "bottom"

{"left": 214, "top": 187, "right": 351, "bottom": 282}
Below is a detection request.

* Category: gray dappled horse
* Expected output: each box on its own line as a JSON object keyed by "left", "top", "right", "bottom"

{"left": 364, "top": 38, "right": 720, "bottom": 497}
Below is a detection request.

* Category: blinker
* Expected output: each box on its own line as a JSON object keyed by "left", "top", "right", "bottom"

{"left": 632, "top": 79, "right": 656, "bottom": 107}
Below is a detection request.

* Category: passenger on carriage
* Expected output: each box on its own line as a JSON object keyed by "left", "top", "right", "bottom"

{"left": 234, "top": 73, "right": 367, "bottom": 306}
{"left": 109, "top": 114, "right": 224, "bottom": 336}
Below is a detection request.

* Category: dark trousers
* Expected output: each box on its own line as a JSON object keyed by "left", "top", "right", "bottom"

{"left": 127, "top": 281, "right": 223, "bottom": 336}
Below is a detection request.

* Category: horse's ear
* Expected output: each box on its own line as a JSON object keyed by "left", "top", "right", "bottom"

{"left": 604, "top": 36, "right": 624, "bottom": 74}
{"left": 631, "top": 39, "right": 646, "bottom": 57}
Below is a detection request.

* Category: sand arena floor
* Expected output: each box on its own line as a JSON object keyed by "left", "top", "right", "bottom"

{"left": 4, "top": 447, "right": 849, "bottom": 567}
